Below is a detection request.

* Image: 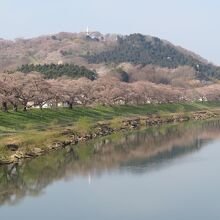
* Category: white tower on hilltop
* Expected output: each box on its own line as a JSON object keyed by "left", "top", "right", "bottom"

{"left": 86, "top": 27, "right": 89, "bottom": 36}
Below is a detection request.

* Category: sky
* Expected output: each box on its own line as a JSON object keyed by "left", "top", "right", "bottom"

{"left": 0, "top": 0, "right": 220, "bottom": 64}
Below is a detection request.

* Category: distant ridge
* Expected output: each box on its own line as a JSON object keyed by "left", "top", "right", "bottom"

{"left": 0, "top": 31, "right": 219, "bottom": 81}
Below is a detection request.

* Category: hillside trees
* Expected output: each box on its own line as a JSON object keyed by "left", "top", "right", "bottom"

{"left": 87, "top": 34, "right": 220, "bottom": 80}
{"left": 17, "top": 63, "right": 97, "bottom": 80}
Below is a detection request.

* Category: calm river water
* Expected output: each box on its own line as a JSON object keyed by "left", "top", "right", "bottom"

{"left": 1, "top": 119, "right": 220, "bottom": 219}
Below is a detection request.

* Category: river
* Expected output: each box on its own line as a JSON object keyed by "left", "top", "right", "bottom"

{"left": 1, "top": 119, "right": 220, "bottom": 219}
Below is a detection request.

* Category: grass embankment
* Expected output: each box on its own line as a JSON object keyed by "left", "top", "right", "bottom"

{"left": 0, "top": 101, "right": 220, "bottom": 161}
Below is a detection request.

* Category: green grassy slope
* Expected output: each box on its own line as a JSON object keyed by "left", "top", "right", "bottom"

{"left": 1, "top": 101, "right": 220, "bottom": 133}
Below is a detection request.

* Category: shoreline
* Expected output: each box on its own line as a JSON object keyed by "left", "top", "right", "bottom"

{"left": 0, "top": 109, "right": 218, "bottom": 166}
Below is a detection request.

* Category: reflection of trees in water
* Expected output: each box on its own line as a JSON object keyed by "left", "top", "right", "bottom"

{"left": 1, "top": 119, "right": 220, "bottom": 206}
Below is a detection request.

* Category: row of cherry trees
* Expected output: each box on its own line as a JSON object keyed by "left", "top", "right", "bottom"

{"left": 0, "top": 72, "right": 219, "bottom": 112}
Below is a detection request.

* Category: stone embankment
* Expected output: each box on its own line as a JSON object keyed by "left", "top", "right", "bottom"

{"left": 1, "top": 110, "right": 217, "bottom": 165}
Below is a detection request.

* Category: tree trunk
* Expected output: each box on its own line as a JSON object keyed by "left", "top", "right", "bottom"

{"left": 2, "top": 102, "right": 8, "bottom": 112}
{"left": 13, "top": 104, "right": 18, "bottom": 112}
{"left": 23, "top": 101, "right": 28, "bottom": 111}
{"left": 69, "top": 103, "right": 73, "bottom": 109}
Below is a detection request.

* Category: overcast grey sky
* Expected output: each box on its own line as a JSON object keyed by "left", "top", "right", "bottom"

{"left": 0, "top": 0, "right": 219, "bottom": 64}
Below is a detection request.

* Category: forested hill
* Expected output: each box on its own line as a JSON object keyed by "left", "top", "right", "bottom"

{"left": 17, "top": 63, "right": 97, "bottom": 80}
{"left": 1, "top": 32, "right": 220, "bottom": 81}
{"left": 87, "top": 34, "right": 220, "bottom": 80}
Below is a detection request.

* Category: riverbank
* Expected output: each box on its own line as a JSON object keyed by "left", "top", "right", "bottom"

{"left": 2, "top": 119, "right": 220, "bottom": 206}
{"left": 1, "top": 101, "right": 220, "bottom": 165}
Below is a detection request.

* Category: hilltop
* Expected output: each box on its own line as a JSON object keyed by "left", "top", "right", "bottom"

{"left": 1, "top": 32, "right": 220, "bottom": 84}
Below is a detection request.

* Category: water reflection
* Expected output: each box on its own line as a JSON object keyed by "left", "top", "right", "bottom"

{"left": 1, "top": 119, "right": 220, "bottom": 206}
